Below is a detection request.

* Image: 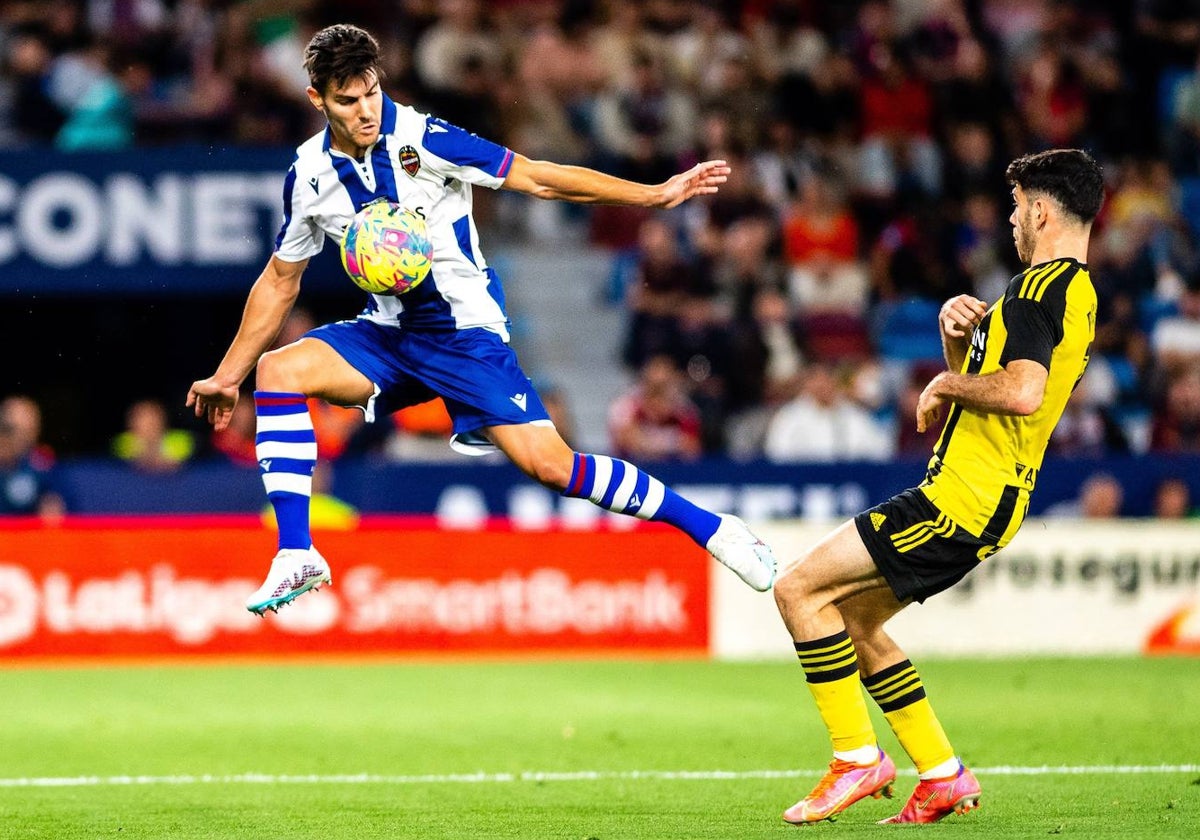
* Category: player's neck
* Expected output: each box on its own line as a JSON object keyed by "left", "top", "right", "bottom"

{"left": 1029, "top": 226, "right": 1091, "bottom": 267}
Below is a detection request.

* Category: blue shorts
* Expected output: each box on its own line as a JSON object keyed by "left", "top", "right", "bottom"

{"left": 305, "top": 319, "right": 551, "bottom": 454}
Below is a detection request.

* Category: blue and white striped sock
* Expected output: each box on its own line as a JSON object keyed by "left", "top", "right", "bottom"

{"left": 562, "top": 453, "right": 721, "bottom": 546}
{"left": 254, "top": 391, "right": 316, "bottom": 551}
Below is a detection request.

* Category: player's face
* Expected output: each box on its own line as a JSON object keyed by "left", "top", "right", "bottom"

{"left": 311, "top": 73, "right": 383, "bottom": 157}
{"left": 1009, "top": 185, "right": 1036, "bottom": 265}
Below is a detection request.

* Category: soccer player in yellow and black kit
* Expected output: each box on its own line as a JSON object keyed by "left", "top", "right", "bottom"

{"left": 772, "top": 149, "right": 1104, "bottom": 825}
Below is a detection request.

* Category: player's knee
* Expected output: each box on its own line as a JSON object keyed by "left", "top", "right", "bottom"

{"left": 527, "top": 454, "right": 571, "bottom": 491}
{"left": 773, "top": 563, "right": 818, "bottom": 614}
{"left": 256, "top": 348, "right": 310, "bottom": 393}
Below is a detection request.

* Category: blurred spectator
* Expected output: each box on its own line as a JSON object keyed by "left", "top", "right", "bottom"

{"left": 752, "top": 117, "right": 815, "bottom": 211}
{"left": 781, "top": 172, "right": 867, "bottom": 315}
{"left": 762, "top": 362, "right": 894, "bottom": 463}
{"left": 384, "top": 397, "right": 460, "bottom": 462}
{"left": 413, "top": 0, "right": 502, "bottom": 97}
{"left": 723, "top": 286, "right": 810, "bottom": 460}
{"left": 211, "top": 394, "right": 258, "bottom": 467}
{"left": 941, "top": 121, "right": 1006, "bottom": 204}
{"left": 48, "top": 37, "right": 135, "bottom": 150}
{"left": 1168, "top": 47, "right": 1200, "bottom": 175}
{"left": 112, "top": 398, "right": 194, "bottom": 472}
{"left": 894, "top": 363, "right": 948, "bottom": 456}
{"left": 856, "top": 43, "right": 942, "bottom": 199}
{"left": 5, "top": 28, "right": 66, "bottom": 146}
{"left": 1153, "top": 476, "right": 1197, "bottom": 518}
{"left": 932, "top": 39, "right": 1017, "bottom": 149}
{"left": 608, "top": 355, "right": 702, "bottom": 462}
{"left": 952, "top": 189, "right": 1015, "bottom": 303}
{"left": 592, "top": 49, "right": 695, "bottom": 182}
{"left": 1156, "top": 475, "right": 1198, "bottom": 520}
{"left": 1015, "top": 41, "right": 1087, "bottom": 150}
{"left": 1151, "top": 278, "right": 1200, "bottom": 373}
{"left": 511, "top": 3, "right": 603, "bottom": 165}
{"left": 0, "top": 395, "right": 64, "bottom": 521}
{"left": 1045, "top": 471, "right": 1125, "bottom": 518}
{"left": 1150, "top": 364, "right": 1200, "bottom": 452}
{"left": 1047, "top": 373, "right": 1131, "bottom": 457}
{"left": 621, "top": 216, "right": 714, "bottom": 368}
{"left": 868, "top": 206, "right": 952, "bottom": 302}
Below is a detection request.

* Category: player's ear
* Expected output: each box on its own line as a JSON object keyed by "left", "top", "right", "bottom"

{"left": 305, "top": 86, "right": 325, "bottom": 112}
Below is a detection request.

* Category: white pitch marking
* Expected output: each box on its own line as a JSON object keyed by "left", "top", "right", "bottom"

{"left": 0, "top": 765, "right": 1197, "bottom": 788}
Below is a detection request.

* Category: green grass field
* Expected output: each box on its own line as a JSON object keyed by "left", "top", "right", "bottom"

{"left": 1, "top": 657, "right": 1197, "bottom": 839}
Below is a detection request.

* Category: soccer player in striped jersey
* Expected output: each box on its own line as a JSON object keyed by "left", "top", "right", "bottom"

{"left": 186, "top": 24, "right": 775, "bottom": 615}
{"left": 772, "top": 149, "right": 1103, "bottom": 824}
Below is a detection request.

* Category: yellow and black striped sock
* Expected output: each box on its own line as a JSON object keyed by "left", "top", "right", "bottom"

{"left": 862, "top": 659, "right": 954, "bottom": 774}
{"left": 794, "top": 630, "right": 875, "bottom": 753}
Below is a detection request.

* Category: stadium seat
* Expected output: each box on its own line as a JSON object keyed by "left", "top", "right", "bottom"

{"left": 1138, "top": 295, "right": 1179, "bottom": 333}
{"left": 1177, "top": 176, "right": 1200, "bottom": 237}
{"left": 798, "top": 312, "right": 873, "bottom": 362}
{"left": 873, "top": 298, "right": 944, "bottom": 363}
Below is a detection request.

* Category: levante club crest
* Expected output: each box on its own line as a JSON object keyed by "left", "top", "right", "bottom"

{"left": 399, "top": 145, "right": 421, "bottom": 176}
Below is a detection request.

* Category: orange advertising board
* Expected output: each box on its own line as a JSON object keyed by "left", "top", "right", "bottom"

{"left": 0, "top": 518, "right": 709, "bottom": 658}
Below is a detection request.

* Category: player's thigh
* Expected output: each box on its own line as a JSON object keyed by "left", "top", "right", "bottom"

{"left": 257, "top": 338, "right": 375, "bottom": 406}
{"left": 775, "top": 519, "right": 890, "bottom": 607}
{"left": 485, "top": 422, "right": 575, "bottom": 488}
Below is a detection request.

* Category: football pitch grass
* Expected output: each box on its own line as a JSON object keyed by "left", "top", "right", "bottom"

{"left": 1, "top": 657, "right": 1197, "bottom": 839}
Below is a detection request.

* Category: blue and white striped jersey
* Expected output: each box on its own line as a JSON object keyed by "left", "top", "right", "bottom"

{"left": 274, "top": 94, "right": 515, "bottom": 339}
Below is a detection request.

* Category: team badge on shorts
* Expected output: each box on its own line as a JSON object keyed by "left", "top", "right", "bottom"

{"left": 399, "top": 145, "right": 421, "bottom": 176}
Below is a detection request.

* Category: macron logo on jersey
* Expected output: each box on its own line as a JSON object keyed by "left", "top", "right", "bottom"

{"left": 509, "top": 393, "right": 527, "bottom": 411}
{"left": 427, "top": 122, "right": 449, "bottom": 134}
{"left": 259, "top": 459, "right": 273, "bottom": 472}
{"left": 308, "top": 177, "right": 319, "bottom": 194}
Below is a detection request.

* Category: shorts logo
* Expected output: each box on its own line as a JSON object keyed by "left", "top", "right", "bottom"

{"left": 509, "top": 393, "right": 527, "bottom": 411}
{"left": 399, "top": 145, "right": 421, "bottom": 177}
{"left": 870, "top": 512, "right": 887, "bottom": 532}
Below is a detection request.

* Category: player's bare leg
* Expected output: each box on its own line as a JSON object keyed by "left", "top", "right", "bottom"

{"left": 245, "top": 339, "right": 373, "bottom": 614}
{"left": 834, "top": 575, "right": 981, "bottom": 823}
{"left": 774, "top": 523, "right": 897, "bottom": 823}
{"left": 486, "top": 423, "right": 775, "bottom": 590}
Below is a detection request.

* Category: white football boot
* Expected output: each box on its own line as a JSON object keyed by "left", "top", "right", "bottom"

{"left": 245, "top": 547, "right": 332, "bottom": 615}
{"left": 705, "top": 514, "right": 777, "bottom": 591}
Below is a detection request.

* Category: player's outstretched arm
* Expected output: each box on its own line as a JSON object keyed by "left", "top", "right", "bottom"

{"left": 186, "top": 255, "right": 308, "bottom": 431}
{"left": 501, "top": 154, "right": 730, "bottom": 209}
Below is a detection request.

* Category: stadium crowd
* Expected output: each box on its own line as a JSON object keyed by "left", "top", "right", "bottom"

{"left": 4, "top": 0, "right": 1200, "bottom": 513}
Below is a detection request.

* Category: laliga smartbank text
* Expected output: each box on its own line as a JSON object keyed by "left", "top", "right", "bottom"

{"left": 0, "top": 565, "right": 692, "bottom": 650}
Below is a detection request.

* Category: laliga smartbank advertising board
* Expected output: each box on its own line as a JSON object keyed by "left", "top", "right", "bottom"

{"left": 712, "top": 520, "right": 1200, "bottom": 658}
{"left": 0, "top": 518, "right": 708, "bottom": 658}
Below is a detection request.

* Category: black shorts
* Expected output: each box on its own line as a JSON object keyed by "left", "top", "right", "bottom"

{"left": 854, "top": 487, "right": 998, "bottom": 604}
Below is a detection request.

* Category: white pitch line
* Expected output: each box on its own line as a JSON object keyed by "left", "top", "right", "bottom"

{"left": 1, "top": 765, "right": 1197, "bottom": 789}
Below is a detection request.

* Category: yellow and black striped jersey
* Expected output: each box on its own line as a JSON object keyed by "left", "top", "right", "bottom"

{"left": 919, "top": 257, "right": 1096, "bottom": 546}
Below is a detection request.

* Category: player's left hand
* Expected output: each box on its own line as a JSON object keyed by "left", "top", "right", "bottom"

{"left": 657, "top": 160, "right": 731, "bottom": 209}
{"left": 916, "top": 374, "right": 947, "bottom": 433}
{"left": 187, "top": 378, "right": 240, "bottom": 431}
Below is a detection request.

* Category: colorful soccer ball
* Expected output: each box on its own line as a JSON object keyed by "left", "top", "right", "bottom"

{"left": 339, "top": 201, "right": 433, "bottom": 295}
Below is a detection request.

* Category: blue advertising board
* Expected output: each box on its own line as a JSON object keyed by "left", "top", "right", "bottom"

{"left": 49, "top": 454, "right": 1200, "bottom": 519}
{"left": 0, "top": 148, "right": 344, "bottom": 295}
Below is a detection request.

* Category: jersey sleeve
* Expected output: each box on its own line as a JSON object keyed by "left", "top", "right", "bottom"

{"left": 273, "top": 164, "right": 325, "bottom": 261}
{"left": 998, "top": 296, "right": 1063, "bottom": 369}
{"left": 419, "top": 116, "right": 514, "bottom": 190}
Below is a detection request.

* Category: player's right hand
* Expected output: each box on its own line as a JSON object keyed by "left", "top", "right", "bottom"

{"left": 939, "top": 294, "right": 988, "bottom": 339}
{"left": 186, "top": 378, "right": 239, "bottom": 431}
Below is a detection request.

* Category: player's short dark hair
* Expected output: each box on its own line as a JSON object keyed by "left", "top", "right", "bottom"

{"left": 303, "top": 24, "right": 384, "bottom": 95}
{"left": 1005, "top": 149, "right": 1104, "bottom": 225}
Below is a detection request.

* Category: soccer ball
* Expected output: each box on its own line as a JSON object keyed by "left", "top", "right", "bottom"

{"left": 339, "top": 200, "right": 433, "bottom": 295}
